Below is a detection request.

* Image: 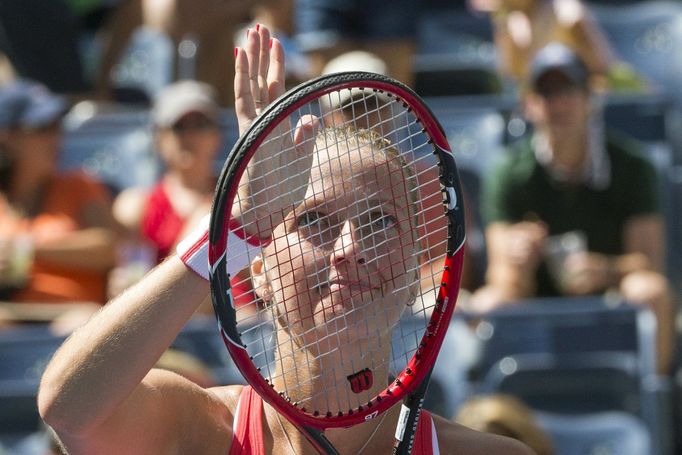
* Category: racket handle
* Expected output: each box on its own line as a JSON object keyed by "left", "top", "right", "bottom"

{"left": 392, "top": 369, "right": 433, "bottom": 455}
{"left": 301, "top": 425, "right": 340, "bottom": 455}
{"left": 176, "top": 214, "right": 210, "bottom": 280}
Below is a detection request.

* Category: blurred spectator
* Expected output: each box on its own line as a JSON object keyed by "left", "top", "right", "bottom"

{"left": 94, "top": 0, "right": 250, "bottom": 105}
{"left": 320, "top": 50, "right": 392, "bottom": 131}
{"left": 469, "top": 0, "right": 644, "bottom": 92}
{"left": 294, "top": 0, "right": 419, "bottom": 87}
{"left": 469, "top": 43, "right": 675, "bottom": 374}
{"left": 0, "top": 80, "right": 118, "bottom": 311}
{"left": 455, "top": 394, "right": 554, "bottom": 455}
{"left": 0, "top": 0, "right": 89, "bottom": 95}
{"left": 235, "top": 1, "right": 311, "bottom": 87}
{"left": 109, "top": 80, "right": 220, "bottom": 296}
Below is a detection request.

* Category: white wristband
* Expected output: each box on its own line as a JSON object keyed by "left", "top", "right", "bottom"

{"left": 176, "top": 214, "right": 261, "bottom": 281}
{"left": 176, "top": 214, "right": 211, "bottom": 281}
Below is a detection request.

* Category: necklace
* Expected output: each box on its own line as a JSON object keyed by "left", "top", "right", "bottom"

{"left": 273, "top": 410, "right": 389, "bottom": 455}
{"left": 356, "top": 410, "right": 389, "bottom": 455}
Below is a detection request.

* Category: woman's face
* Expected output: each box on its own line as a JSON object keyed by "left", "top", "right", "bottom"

{"left": 258, "top": 141, "right": 420, "bottom": 344}
{"left": 157, "top": 111, "right": 221, "bottom": 172}
{"left": 524, "top": 71, "right": 591, "bottom": 138}
{"left": 6, "top": 123, "right": 61, "bottom": 180}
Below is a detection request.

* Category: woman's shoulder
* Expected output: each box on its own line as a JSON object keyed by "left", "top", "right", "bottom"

{"left": 112, "top": 185, "right": 153, "bottom": 230}
{"left": 208, "top": 384, "right": 247, "bottom": 416}
{"left": 432, "top": 413, "right": 535, "bottom": 455}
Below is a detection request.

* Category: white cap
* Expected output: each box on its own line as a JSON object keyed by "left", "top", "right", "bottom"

{"left": 152, "top": 80, "right": 219, "bottom": 128}
{"left": 322, "top": 51, "right": 388, "bottom": 77}
{"left": 321, "top": 51, "right": 389, "bottom": 110}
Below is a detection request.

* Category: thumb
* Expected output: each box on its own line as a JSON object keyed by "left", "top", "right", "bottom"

{"left": 293, "top": 115, "right": 320, "bottom": 154}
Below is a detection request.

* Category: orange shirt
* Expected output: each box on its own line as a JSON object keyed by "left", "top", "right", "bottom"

{"left": 0, "top": 171, "right": 112, "bottom": 303}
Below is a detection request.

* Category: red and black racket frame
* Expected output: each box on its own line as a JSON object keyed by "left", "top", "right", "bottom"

{"left": 208, "top": 72, "right": 466, "bottom": 454}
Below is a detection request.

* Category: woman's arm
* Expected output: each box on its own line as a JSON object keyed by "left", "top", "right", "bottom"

{"left": 33, "top": 199, "right": 120, "bottom": 272}
{"left": 38, "top": 256, "right": 230, "bottom": 454}
{"left": 483, "top": 221, "right": 548, "bottom": 300}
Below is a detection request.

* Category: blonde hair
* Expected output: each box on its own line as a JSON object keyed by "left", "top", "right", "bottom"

{"left": 315, "top": 125, "right": 418, "bottom": 205}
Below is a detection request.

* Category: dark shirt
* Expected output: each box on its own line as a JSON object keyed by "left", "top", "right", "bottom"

{"left": 481, "top": 132, "right": 659, "bottom": 296}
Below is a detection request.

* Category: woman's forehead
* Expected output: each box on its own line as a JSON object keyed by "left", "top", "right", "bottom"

{"left": 312, "top": 142, "right": 403, "bottom": 177}
{"left": 309, "top": 144, "right": 411, "bottom": 197}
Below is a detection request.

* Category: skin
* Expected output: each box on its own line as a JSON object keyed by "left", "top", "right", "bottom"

{"left": 38, "top": 25, "right": 534, "bottom": 455}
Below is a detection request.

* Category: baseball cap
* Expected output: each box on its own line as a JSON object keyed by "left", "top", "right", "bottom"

{"left": 0, "top": 80, "right": 68, "bottom": 130}
{"left": 152, "top": 80, "right": 219, "bottom": 128}
{"left": 321, "top": 51, "right": 390, "bottom": 110}
{"left": 529, "top": 42, "right": 589, "bottom": 90}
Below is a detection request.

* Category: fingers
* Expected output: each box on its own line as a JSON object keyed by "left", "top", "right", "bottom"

{"left": 268, "top": 38, "right": 286, "bottom": 102}
{"left": 245, "top": 28, "right": 263, "bottom": 112}
{"left": 293, "top": 115, "right": 320, "bottom": 151}
{"left": 257, "top": 26, "right": 271, "bottom": 108}
{"left": 234, "top": 47, "right": 256, "bottom": 134}
{"left": 235, "top": 24, "right": 280, "bottom": 133}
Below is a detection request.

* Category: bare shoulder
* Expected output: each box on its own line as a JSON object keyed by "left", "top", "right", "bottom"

{"left": 432, "top": 414, "right": 536, "bottom": 455}
{"left": 208, "top": 384, "right": 245, "bottom": 419}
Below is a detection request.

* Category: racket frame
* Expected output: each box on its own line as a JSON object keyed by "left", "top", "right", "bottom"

{"left": 208, "top": 72, "right": 466, "bottom": 447}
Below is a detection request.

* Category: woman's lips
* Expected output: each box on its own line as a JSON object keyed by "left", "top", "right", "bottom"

{"left": 329, "top": 281, "right": 372, "bottom": 293}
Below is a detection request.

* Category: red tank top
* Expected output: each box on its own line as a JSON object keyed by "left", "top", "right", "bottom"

{"left": 229, "top": 386, "right": 439, "bottom": 454}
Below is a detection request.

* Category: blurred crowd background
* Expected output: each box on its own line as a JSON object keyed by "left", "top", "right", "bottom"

{"left": 0, "top": 0, "right": 681, "bottom": 454}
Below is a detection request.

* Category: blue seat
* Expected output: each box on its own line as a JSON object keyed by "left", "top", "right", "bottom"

{"left": 591, "top": 1, "right": 682, "bottom": 104}
{"left": 480, "top": 351, "right": 643, "bottom": 415}
{"left": 460, "top": 297, "right": 673, "bottom": 454}
{"left": 0, "top": 325, "right": 65, "bottom": 385}
{"left": 0, "top": 325, "right": 66, "bottom": 435}
{"left": 535, "top": 410, "right": 651, "bottom": 455}
{"left": 414, "top": 9, "right": 499, "bottom": 95}
{"left": 462, "top": 297, "right": 656, "bottom": 381}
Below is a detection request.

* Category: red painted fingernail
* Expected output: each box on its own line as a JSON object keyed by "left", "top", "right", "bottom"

{"left": 269, "top": 38, "right": 273, "bottom": 49}
{"left": 234, "top": 47, "right": 239, "bottom": 58}
{"left": 256, "top": 23, "right": 261, "bottom": 32}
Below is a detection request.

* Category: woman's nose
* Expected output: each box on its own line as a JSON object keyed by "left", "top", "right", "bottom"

{"left": 330, "top": 220, "right": 367, "bottom": 266}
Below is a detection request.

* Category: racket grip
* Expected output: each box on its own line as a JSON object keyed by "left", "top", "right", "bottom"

{"left": 176, "top": 214, "right": 210, "bottom": 281}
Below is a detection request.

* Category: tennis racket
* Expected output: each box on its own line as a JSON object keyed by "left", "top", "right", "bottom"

{"left": 208, "top": 72, "right": 465, "bottom": 454}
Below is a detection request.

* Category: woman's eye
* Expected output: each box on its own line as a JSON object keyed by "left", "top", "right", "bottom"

{"left": 297, "top": 212, "right": 325, "bottom": 228}
{"left": 370, "top": 212, "right": 398, "bottom": 230}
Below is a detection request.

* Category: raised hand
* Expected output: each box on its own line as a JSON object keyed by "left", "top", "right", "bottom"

{"left": 233, "top": 24, "right": 319, "bottom": 240}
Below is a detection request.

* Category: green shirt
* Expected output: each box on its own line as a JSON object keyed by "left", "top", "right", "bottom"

{"left": 481, "top": 132, "right": 660, "bottom": 296}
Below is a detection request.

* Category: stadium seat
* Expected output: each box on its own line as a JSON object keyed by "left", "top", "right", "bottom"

{"left": 480, "top": 351, "right": 643, "bottom": 415}
{"left": 590, "top": 1, "right": 682, "bottom": 105}
{"left": 460, "top": 297, "right": 673, "bottom": 455}
{"left": 462, "top": 296, "right": 657, "bottom": 381}
{"left": 0, "top": 325, "right": 66, "bottom": 436}
{"left": 535, "top": 410, "right": 652, "bottom": 455}
{"left": 414, "top": 8, "right": 500, "bottom": 96}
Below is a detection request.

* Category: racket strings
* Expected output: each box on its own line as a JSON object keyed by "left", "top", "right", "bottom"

{"left": 227, "top": 87, "right": 447, "bottom": 415}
